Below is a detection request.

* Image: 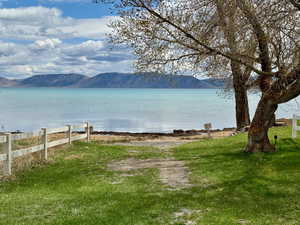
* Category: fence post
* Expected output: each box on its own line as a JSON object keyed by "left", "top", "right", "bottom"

{"left": 4, "top": 133, "right": 12, "bottom": 176}
{"left": 42, "top": 128, "right": 48, "bottom": 160}
{"left": 67, "top": 125, "right": 72, "bottom": 145}
{"left": 86, "top": 122, "right": 90, "bottom": 142}
{"left": 204, "top": 123, "right": 212, "bottom": 139}
{"left": 292, "top": 115, "right": 297, "bottom": 139}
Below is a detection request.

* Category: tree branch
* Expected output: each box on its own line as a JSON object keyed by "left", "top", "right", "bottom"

{"left": 135, "top": 0, "right": 275, "bottom": 77}
{"left": 289, "top": 0, "right": 300, "bottom": 10}
{"left": 236, "top": 0, "right": 272, "bottom": 73}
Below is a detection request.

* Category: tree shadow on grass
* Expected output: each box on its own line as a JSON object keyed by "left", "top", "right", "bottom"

{"left": 169, "top": 137, "right": 300, "bottom": 222}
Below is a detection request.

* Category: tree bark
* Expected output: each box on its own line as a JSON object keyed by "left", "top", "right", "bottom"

{"left": 245, "top": 95, "right": 278, "bottom": 153}
{"left": 231, "top": 61, "right": 251, "bottom": 131}
{"left": 233, "top": 79, "right": 250, "bottom": 131}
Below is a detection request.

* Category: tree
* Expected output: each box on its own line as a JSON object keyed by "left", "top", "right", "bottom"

{"left": 213, "top": 0, "right": 255, "bottom": 130}
{"left": 237, "top": 0, "right": 300, "bottom": 152}
{"left": 97, "top": 0, "right": 300, "bottom": 152}
{"left": 99, "top": 0, "right": 255, "bottom": 131}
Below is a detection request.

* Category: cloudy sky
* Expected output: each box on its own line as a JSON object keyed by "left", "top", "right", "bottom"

{"left": 0, "top": 0, "right": 134, "bottom": 78}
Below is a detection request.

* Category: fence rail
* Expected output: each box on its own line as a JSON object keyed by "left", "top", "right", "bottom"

{"left": 292, "top": 115, "right": 300, "bottom": 138}
{"left": 0, "top": 122, "right": 91, "bottom": 176}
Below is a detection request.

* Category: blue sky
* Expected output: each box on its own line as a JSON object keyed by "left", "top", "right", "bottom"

{"left": 0, "top": 0, "right": 134, "bottom": 78}
{"left": 2, "top": 0, "right": 113, "bottom": 18}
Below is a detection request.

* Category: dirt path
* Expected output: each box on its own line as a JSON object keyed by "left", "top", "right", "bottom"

{"left": 105, "top": 130, "right": 235, "bottom": 189}
{"left": 107, "top": 158, "right": 191, "bottom": 189}
{"left": 106, "top": 138, "right": 196, "bottom": 189}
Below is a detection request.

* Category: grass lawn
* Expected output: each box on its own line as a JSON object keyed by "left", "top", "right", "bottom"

{"left": 0, "top": 126, "right": 300, "bottom": 225}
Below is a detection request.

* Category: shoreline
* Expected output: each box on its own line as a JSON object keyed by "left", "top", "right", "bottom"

{"left": 87, "top": 117, "right": 290, "bottom": 137}
{"left": 3, "top": 118, "right": 290, "bottom": 136}
{"left": 91, "top": 127, "right": 236, "bottom": 137}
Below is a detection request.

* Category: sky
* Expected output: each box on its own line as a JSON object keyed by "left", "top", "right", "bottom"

{"left": 0, "top": 0, "right": 135, "bottom": 78}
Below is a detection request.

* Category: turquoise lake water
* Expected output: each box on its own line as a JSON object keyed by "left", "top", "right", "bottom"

{"left": 0, "top": 88, "right": 299, "bottom": 132}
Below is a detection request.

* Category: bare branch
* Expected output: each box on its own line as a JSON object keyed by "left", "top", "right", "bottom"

{"left": 289, "top": 0, "right": 300, "bottom": 10}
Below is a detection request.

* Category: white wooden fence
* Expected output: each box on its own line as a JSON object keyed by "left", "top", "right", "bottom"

{"left": 0, "top": 122, "right": 91, "bottom": 176}
{"left": 292, "top": 115, "right": 300, "bottom": 138}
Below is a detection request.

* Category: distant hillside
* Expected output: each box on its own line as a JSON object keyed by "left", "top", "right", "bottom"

{"left": 0, "top": 77, "right": 18, "bottom": 87}
{"left": 77, "top": 73, "right": 224, "bottom": 88}
{"left": 19, "top": 74, "right": 87, "bottom": 87}
{"left": 0, "top": 73, "right": 224, "bottom": 89}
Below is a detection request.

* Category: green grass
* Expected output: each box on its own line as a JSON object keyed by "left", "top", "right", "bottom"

{"left": 1, "top": 126, "right": 300, "bottom": 225}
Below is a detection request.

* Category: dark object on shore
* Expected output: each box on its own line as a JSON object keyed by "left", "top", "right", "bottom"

{"left": 223, "top": 127, "right": 236, "bottom": 131}
{"left": 0, "top": 130, "right": 23, "bottom": 135}
{"left": 91, "top": 127, "right": 236, "bottom": 137}
{"left": 185, "top": 129, "right": 198, "bottom": 134}
{"left": 173, "top": 129, "right": 185, "bottom": 134}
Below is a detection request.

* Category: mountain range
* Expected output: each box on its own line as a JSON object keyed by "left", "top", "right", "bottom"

{"left": 0, "top": 73, "right": 224, "bottom": 89}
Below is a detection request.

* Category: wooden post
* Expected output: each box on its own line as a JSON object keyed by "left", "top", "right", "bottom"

{"left": 42, "top": 128, "right": 48, "bottom": 160}
{"left": 292, "top": 115, "right": 297, "bottom": 139}
{"left": 4, "top": 133, "right": 12, "bottom": 176}
{"left": 67, "top": 125, "right": 72, "bottom": 145}
{"left": 86, "top": 122, "right": 90, "bottom": 142}
{"left": 204, "top": 123, "right": 212, "bottom": 138}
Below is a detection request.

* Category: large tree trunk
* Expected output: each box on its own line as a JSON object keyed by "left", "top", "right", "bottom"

{"left": 245, "top": 95, "right": 278, "bottom": 153}
{"left": 214, "top": 2, "right": 251, "bottom": 131}
{"left": 233, "top": 82, "right": 250, "bottom": 131}
{"left": 232, "top": 68, "right": 251, "bottom": 131}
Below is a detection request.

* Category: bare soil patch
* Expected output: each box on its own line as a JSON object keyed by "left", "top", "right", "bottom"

{"left": 107, "top": 158, "right": 191, "bottom": 189}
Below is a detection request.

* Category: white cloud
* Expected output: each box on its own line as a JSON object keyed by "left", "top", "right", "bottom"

{"left": 0, "top": 41, "right": 18, "bottom": 56}
{"left": 0, "top": 39, "right": 134, "bottom": 78}
{"left": 0, "top": 7, "right": 64, "bottom": 24}
{"left": 63, "top": 17, "right": 113, "bottom": 39}
{"left": 0, "top": 6, "right": 134, "bottom": 77}
{"left": 33, "top": 38, "right": 62, "bottom": 49}
{"left": 0, "top": 6, "right": 115, "bottom": 40}
{"left": 62, "top": 40, "right": 104, "bottom": 56}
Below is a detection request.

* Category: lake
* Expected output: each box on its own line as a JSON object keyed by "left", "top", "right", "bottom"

{"left": 0, "top": 88, "right": 298, "bottom": 132}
